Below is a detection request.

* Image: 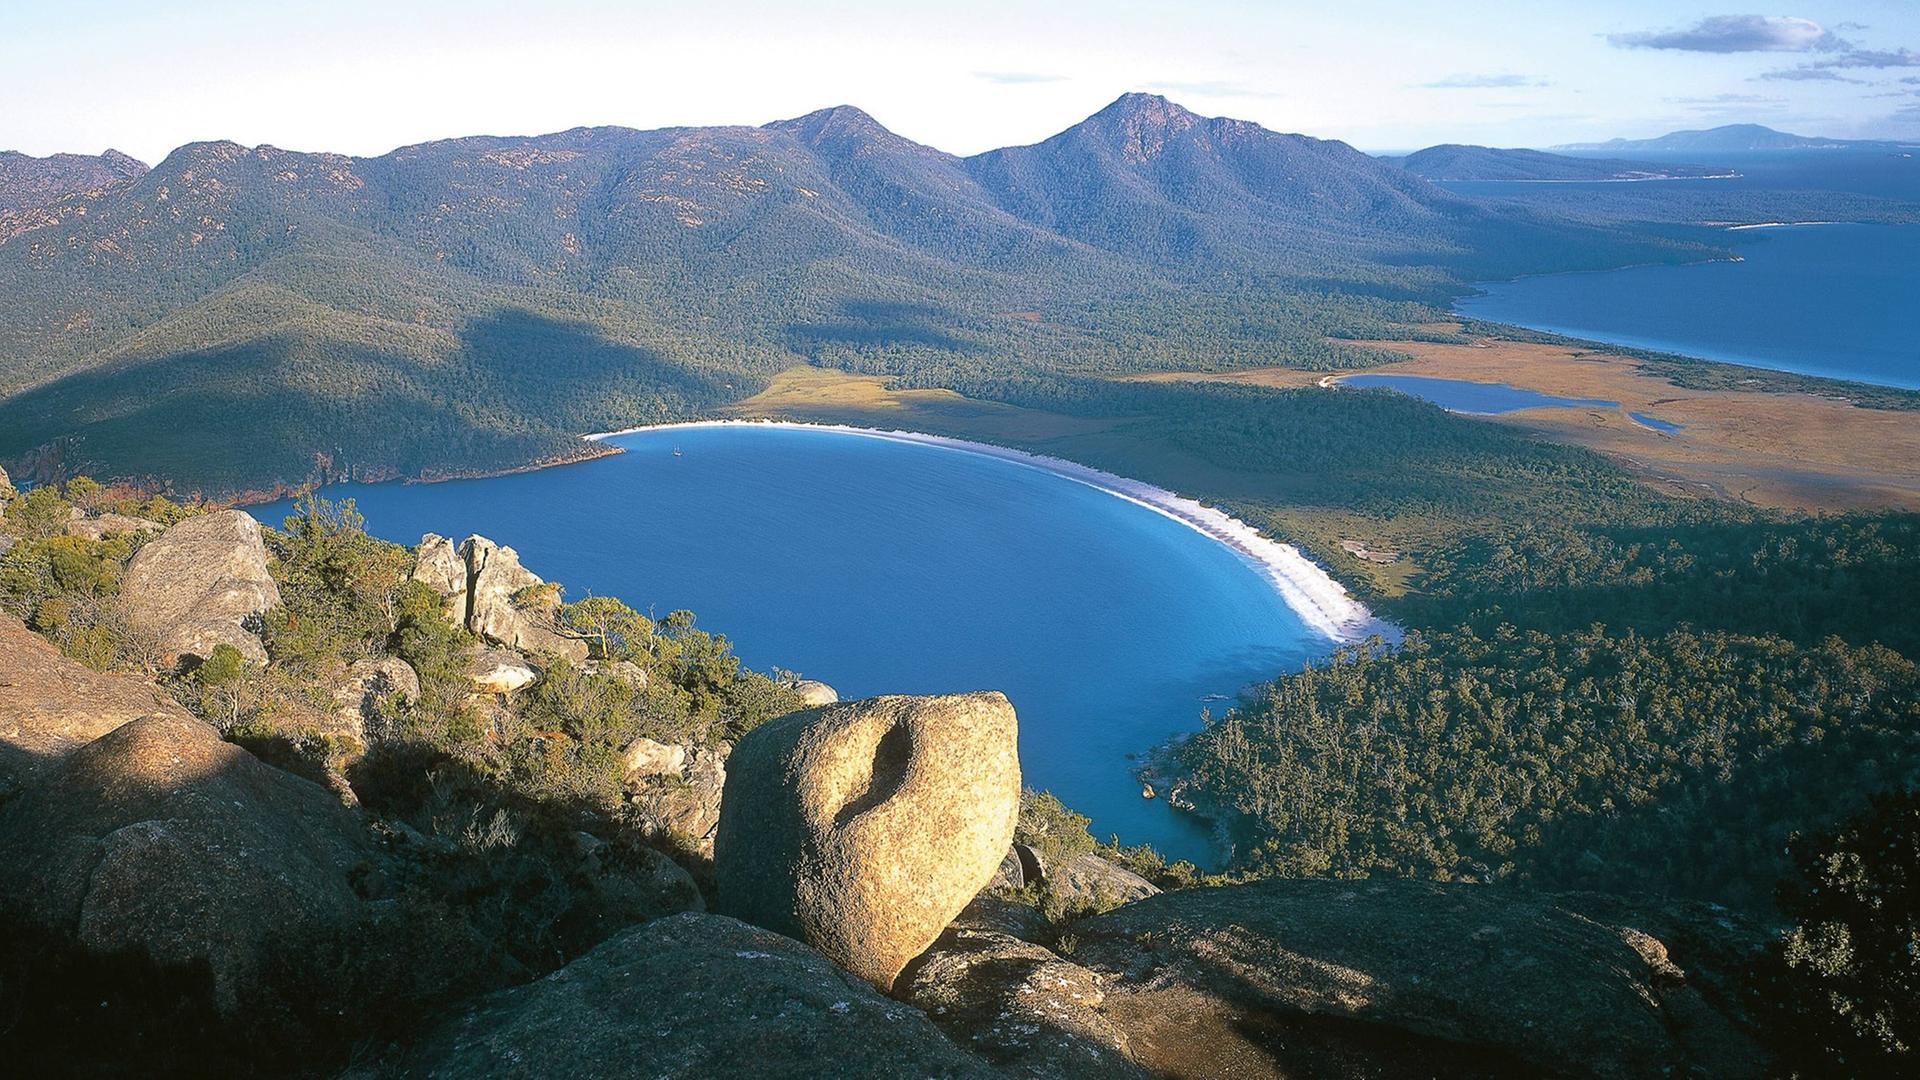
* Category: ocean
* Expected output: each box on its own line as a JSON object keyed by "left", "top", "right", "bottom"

{"left": 1448, "top": 152, "right": 1920, "bottom": 389}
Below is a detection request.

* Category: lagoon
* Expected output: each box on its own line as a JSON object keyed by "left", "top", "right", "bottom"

{"left": 254, "top": 424, "right": 1376, "bottom": 865}
{"left": 1340, "top": 373, "right": 1616, "bottom": 414}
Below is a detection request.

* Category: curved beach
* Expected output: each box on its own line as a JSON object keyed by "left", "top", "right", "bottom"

{"left": 586, "top": 420, "right": 1392, "bottom": 645}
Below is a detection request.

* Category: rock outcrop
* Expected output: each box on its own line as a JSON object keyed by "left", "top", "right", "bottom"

{"left": 410, "top": 533, "right": 588, "bottom": 662}
{"left": 409, "top": 533, "right": 467, "bottom": 620}
{"left": 0, "top": 714, "right": 376, "bottom": 1009}
{"left": 628, "top": 741, "right": 730, "bottom": 858}
{"left": 903, "top": 923, "right": 1146, "bottom": 1078}
{"left": 63, "top": 510, "right": 161, "bottom": 541}
{"left": 383, "top": 913, "right": 994, "bottom": 1079}
{"left": 619, "top": 736, "right": 686, "bottom": 778}
{"left": 715, "top": 692, "right": 1021, "bottom": 991}
{"left": 783, "top": 678, "right": 840, "bottom": 707}
{"left": 119, "top": 509, "right": 280, "bottom": 664}
{"left": 466, "top": 647, "right": 537, "bottom": 695}
{"left": 330, "top": 656, "right": 420, "bottom": 742}
{"left": 0, "top": 614, "right": 195, "bottom": 797}
{"left": 1066, "top": 877, "right": 1769, "bottom": 1079}
{"left": 1047, "top": 852, "right": 1160, "bottom": 913}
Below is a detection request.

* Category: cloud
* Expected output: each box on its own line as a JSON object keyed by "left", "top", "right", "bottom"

{"left": 1146, "top": 79, "right": 1284, "bottom": 99}
{"left": 1756, "top": 68, "right": 1867, "bottom": 83}
{"left": 1665, "top": 92, "right": 1775, "bottom": 104}
{"left": 1417, "top": 73, "right": 1549, "bottom": 89}
{"left": 1810, "top": 48, "right": 1920, "bottom": 69}
{"left": 1609, "top": 15, "right": 1843, "bottom": 53}
{"left": 973, "top": 71, "right": 1067, "bottom": 85}
{"left": 1904, "top": 76, "right": 1920, "bottom": 85}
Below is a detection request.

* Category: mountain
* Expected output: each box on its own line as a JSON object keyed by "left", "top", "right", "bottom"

{"left": 0, "top": 95, "right": 1701, "bottom": 495}
{"left": 0, "top": 149, "right": 145, "bottom": 212}
{"left": 1395, "top": 144, "right": 1732, "bottom": 182}
{"left": 1552, "top": 124, "right": 1902, "bottom": 154}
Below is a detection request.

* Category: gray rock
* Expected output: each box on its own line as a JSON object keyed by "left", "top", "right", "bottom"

{"left": 903, "top": 925, "right": 1146, "bottom": 1079}
{"left": 587, "top": 657, "right": 649, "bottom": 687}
{"left": 715, "top": 692, "right": 1021, "bottom": 991}
{"left": 381, "top": 913, "right": 994, "bottom": 1079}
{"left": 619, "top": 736, "right": 686, "bottom": 778}
{"left": 629, "top": 742, "right": 729, "bottom": 858}
{"left": 461, "top": 535, "right": 588, "bottom": 663}
{"left": 119, "top": 509, "right": 280, "bottom": 664}
{"left": 1047, "top": 853, "right": 1159, "bottom": 916}
{"left": 62, "top": 511, "right": 161, "bottom": 541}
{"left": 986, "top": 845, "right": 1027, "bottom": 892}
{"left": 0, "top": 613, "right": 195, "bottom": 798}
{"left": 330, "top": 656, "right": 421, "bottom": 743}
{"left": 465, "top": 646, "right": 537, "bottom": 695}
{"left": 1068, "top": 877, "right": 1770, "bottom": 1080}
{"left": 0, "top": 713, "right": 374, "bottom": 1010}
{"left": 782, "top": 678, "right": 839, "bottom": 706}
{"left": 410, "top": 532, "right": 467, "bottom": 621}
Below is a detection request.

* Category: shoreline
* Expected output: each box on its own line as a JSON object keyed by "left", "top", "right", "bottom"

{"left": 586, "top": 419, "right": 1393, "bottom": 646}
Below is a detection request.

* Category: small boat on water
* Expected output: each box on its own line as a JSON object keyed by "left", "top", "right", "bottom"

{"left": 672, "top": 447, "right": 683, "bottom": 457}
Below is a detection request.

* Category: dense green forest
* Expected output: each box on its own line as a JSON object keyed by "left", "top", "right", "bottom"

{"left": 0, "top": 95, "right": 1717, "bottom": 496}
{"left": 1176, "top": 510, "right": 1920, "bottom": 915}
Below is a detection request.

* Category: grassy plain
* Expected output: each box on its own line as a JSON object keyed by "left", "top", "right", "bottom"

{"left": 1127, "top": 330, "right": 1920, "bottom": 513}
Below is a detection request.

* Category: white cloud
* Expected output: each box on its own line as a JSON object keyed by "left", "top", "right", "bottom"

{"left": 1418, "top": 73, "right": 1548, "bottom": 89}
{"left": 1609, "top": 15, "right": 1842, "bottom": 53}
{"left": 974, "top": 71, "right": 1068, "bottom": 85}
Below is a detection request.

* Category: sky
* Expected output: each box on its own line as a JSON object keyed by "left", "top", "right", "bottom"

{"left": 4, "top": 0, "right": 1920, "bottom": 163}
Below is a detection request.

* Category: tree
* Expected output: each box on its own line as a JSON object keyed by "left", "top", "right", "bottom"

{"left": 1773, "top": 788, "right": 1920, "bottom": 1074}
{"left": 559, "top": 595, "right": 652, "bottom": 661}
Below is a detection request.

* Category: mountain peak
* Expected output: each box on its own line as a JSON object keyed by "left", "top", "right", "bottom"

{"left": 765, "top": 105, "right": 890, "bottom": 142}
{"left": 1077, "top": 93, "right": 1204, "bottom": 162}
{"left": 1095, "top": 92, "right": 1194, "bottom": 124}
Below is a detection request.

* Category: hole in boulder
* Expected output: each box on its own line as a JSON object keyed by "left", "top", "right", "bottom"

{"left": 835, "top": 722, "right": 913, "bottom": 826}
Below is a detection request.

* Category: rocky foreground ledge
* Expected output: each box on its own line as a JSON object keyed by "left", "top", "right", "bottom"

{"left": 0, "top": 486, "right": 1773, "bottom": 1077}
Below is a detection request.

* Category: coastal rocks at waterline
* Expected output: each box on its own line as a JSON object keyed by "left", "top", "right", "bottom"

{"left": 716, "top": 692, "right": 1021, "bottom": 991}
{"left": 381, "top": 912, "right": 994, "bottom": 1079}
{"left": 120, "top": 509, "right": 281, "bottom": 664}
{"left": 0, "top": 613, "right": 196, "bottom": 796}
{"left": 412, "top": 533, "right": 588, "bottom": 663}
{"left": 0, "top": 713, "right": 376, "bottom": 1009}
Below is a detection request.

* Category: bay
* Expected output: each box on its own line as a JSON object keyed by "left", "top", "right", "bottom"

{"left": 254, "top": 424, "right": 1357, "bottom": 865}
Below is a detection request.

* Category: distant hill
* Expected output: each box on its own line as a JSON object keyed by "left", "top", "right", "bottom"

{"left": 0, "top": 94, "right": 1701, "bottom": 495}
{"left": 1552, "top": 124, "right": 1899, "bottom": 154}
{"left": 1395, "top": 144, "right": 1732, "bottom": 182}
{"left": 0, "top": 149, "right": 145, "bottom": 212}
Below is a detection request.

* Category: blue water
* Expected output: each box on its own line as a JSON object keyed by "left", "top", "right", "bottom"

{"left": 255, "top": 426, "right": 1335, "bottom": 865}
{"left": 1341, "top": 374, "right": 1616, "bottom": 414}
{"left": 1629, "top": 412, "right": 1681, "bottom": 434}
{"left": 1458, "top": 223, "right": 1920, "bottom": 390}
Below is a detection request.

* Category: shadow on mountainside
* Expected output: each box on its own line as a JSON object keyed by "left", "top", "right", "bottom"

{"left": 0, "top": 309, "right": 747, "bottom": 498}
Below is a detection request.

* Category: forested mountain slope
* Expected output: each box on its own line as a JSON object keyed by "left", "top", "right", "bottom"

{"left": 0, "top": 95, "right": 1707, "bottom": 495}
{"left": 0, "top": 149, "right": 145, "bottom": 212}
